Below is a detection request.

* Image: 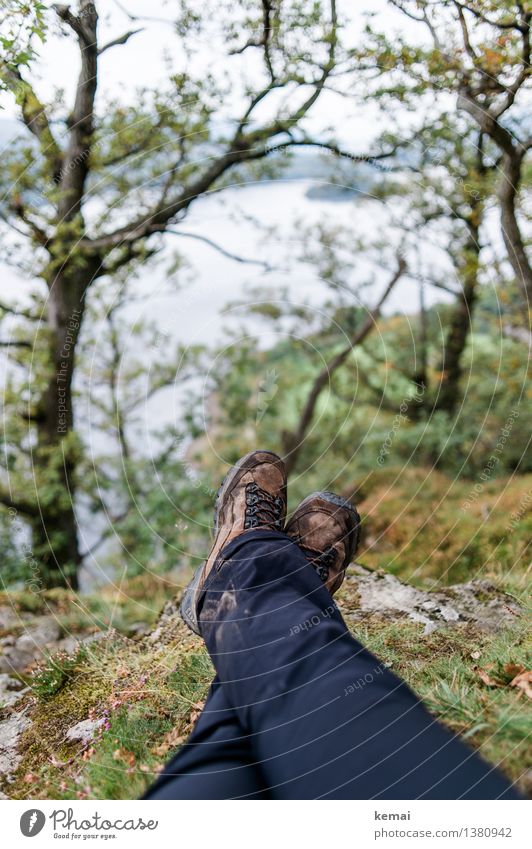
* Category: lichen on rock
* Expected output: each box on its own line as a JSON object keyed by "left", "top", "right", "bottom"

{"left": 339, "top": 565, "right": 521, "bottom": 635}
{"left": 0, "top": 711, "right": 32, "bottom": 780}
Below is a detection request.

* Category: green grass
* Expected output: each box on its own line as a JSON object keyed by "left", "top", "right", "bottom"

{"left": 30, "top": 645, "right": 89, "bottom": 699}
{"left": 352, "top": 619, "right": 531, "bottom": 789}
{"left": 68, "top": 653, "right": 212, "bottom": 800}
{"left": 6, "top": 625, "right": 213, "bottom": 801}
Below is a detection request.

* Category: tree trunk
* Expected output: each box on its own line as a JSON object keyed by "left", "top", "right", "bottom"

{"left": 435, "top": 227, "right": 480, "bottom": 416}
{"left": 410, "top": 278, "right": 428, "bottom": 421}
{"left": 31, "top": 268, "right": 93, "bottom": 589}
{"left": 28, "top": 511, "right": 81, "bottom": 591}
{"left": 499, "top": 150, "right": 532, "bottom": 301}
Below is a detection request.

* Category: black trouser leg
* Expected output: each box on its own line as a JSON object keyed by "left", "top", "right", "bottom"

{"left": 144, "top": 530, "right": 520, "bottom": 799}
{"left": 196, "top": 530, "right": 520, "bottom": 800}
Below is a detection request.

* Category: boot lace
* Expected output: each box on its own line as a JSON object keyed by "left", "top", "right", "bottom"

{"left": 298, "top": 544, "right": 337, "bottom": 583}
{"left": 244, "top": 482, "right": 284, "bottom": 531}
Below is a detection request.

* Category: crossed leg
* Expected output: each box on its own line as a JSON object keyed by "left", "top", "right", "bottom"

{"left": 145, "top": 531, "right": 520, "bottom": 800}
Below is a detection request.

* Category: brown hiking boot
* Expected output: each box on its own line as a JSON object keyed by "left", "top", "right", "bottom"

{"left": 285, "top": 491, "right": 361, "bottom": 595}
{"left": 180, "top": 450, "right": 287, "bottom": 634}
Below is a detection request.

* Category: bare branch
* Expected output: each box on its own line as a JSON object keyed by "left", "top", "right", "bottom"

{"left": 270, "top": 137, "right": 401, "bottom": 168}
{"left": 6, "top": 197, "right": 49, "bottom": 246}
{"left": 388, "top": 0, "right": 424, "bottom": 24}
{"left": 120, "top": 367, "right": 197, "bottom": 417}
{"left": 0, "top": 66, "right": 63, "bottom": 181}
{"left": 453, "top": 1, "right": 478, "bottom": 62}
{"left": 235, "top": 79, "right": 286, "bottom": 137}
{"left": 0, "top": 489, "right": 38, "bottom": 517}
{"left": 407, "top": 272, "right": 459, "bottom": 296}
{"left": 80, "top": 0, "right": 341, "bottom": 250}
{"left": 458, "top": 89, "right": 522, "bottom": 157}
{"left": 229, "top": 0, "right": 275, "bottom": 80}
{"left": 53, "top": 3, "right": 95, "bottom": 46}
{"left": 100, "top": 242, "right": 158, "bottom": 277}
{"left": 106, "top": 309, "right": 132, "bottom": 462}
{"left": 498, "top": 148, "right": 532, "bottom": 299}
{"left": 98, "top": 28, "right": 143, "bottom": 55}
{"left": 0, "top": 300, "right": 37, "bottom": 320}
{"left": 111, "top": 0, "right": 174, "bottom": 26}
{"left": 493, "top": 11, "right": 531, "bottom": 118}
{"left": 456, "top": 86, "right": 531, "bottom": 297}
{"left": 166, "top": 229, "right": 275, "bottom": 270}
{"left": 390, "top": 0, "right": 444, "bottom": 50}
{"left": 453, "top": 1, "right": 524, "bottom": 31}
{"left": 0, "top": 340, "right": 33, "bottom": 348}
{"left": 283, "top": 257, "right": 407, "bottom": 473}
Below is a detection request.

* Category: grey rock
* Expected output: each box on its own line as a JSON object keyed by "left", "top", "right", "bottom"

{"left": 81, "top": 631, "right": 110, "bottom": 646}
{"left": 0, "top": 607, "right": 19, "bottom": 631}
{"left": 65, "top": 718, "right": 104, "bottom": 745}
{"left": 0, "top": 674, "right": 29, "bottom": 708}
{"left": 0, "top": 647, "right": 35, "bottom": 674}
{"left": 343, "top": 566, "right": 520, "bottom": 634}
{"left": 0, "top": 617, "right": 61, "bottom": 672}
{"left": 146, "top": 566, "right": 522, "bottom": 646}
{"left": 16, "top": 618, "right": 60, "bottom": 652}
{"left": 56, "top": 636, "right": 80, "bottom": 654}
{"left": 126, "top": 622, "right": 150, "bottom": 637}
{"left": 147, "top": 599, "right": 180, "bottom": 645}
{"left": 0, "top": 711, "right": 31, "bottom": 777}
